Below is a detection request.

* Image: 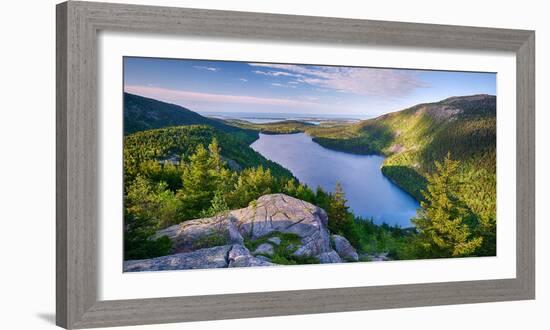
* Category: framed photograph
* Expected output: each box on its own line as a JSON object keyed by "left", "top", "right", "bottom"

{"left": 56, "top": 1, "right": 535, "bottom": 328}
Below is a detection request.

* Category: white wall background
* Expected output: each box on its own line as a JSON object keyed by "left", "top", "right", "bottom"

{"left": 0, "top": 0, "right": 547, "bottom": 329}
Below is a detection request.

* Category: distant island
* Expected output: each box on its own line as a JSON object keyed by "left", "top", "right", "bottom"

{"left": 123, "top": 92, "right": 496, "bottom": 271}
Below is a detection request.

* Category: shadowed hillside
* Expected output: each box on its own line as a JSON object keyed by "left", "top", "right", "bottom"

{"left": 123, "top": 92, "right": 257, "bottom": 142}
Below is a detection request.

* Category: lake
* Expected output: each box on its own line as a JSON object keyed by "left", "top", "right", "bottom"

{"left": 250, "top": 133, "right": 419, "bottom": 227}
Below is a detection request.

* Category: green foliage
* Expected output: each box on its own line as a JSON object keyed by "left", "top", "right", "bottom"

{"left": 274, "top": 254, "right": 320, "bottom": 265}
{"left": 226, "top": 166, "right": 276, "bottom": 208}
{"left": 459, "top": 167, "right": 496, "bottom": 256}
{"left": 381, "top": 165, "right": 427, "bottom": 201}
{"left": 125, "top": 176, "right": 181, "bottom": 229}
{"left": 325, "top": 183, "right": 361, "bottom": 247}
{"left": 124, "top": 235, "right": 172, "bottom": 261}
{"left": 310, "top": 121, "right": 393, "bottom": 155}
{"left": 412, "top": 154, "right": 484, "bottom": 258}
{"left": 308, "top": 95, "right": 496, "bottom": 206}
{"left": 327, "top": 183, "right": 349, "bottom": 232}
{"left": 199, "top": 190, "right": 230, "bottom": 218}
{"left": 124, "top": 125, "right": 293, "bottom": 189}
{"left": 294, "top": 183, "right": 317, "bottom": 203}
{"left": 313, "top": 186, "right": 331, "bottom": 211}
{"left": 351, "top": 218, "right": 417, "bottom": 260}
{"left": 226, "top": 120, "right": 316, "bottom": 134}
{"left": 177, "top": 143, "right": 222, "bottom": 219}
{"left": 124, "top": 176, "right": 176, "bottom": 260}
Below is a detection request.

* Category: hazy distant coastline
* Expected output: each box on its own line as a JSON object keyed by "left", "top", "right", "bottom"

{"left": 200, "top": 111, "right": 366, "bottom": 124}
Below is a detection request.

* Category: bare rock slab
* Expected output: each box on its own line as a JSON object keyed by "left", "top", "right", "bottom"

{"left": 254, "top": 243, "right": 275, "bottom": 256}
{"left": 123, "top": 244, "right": 274, "bottom": 272}
{"left": 318, "top": 251, "right": 342, "bottom": 263}
{"left": 231, "top": 194, "right": 332, "bottom": 258}
{"left": 267, "top": 237, "right": 281, "bottom": 245}
{"left": 331, "top": 234, "right": 359, "bottom": 262}
{"left": 228, "top": 245, "right": 274, "bottom": 267}
{"left": 155, "top": 216, "right": 243, "bottom": 253}
{"left": 123, "top": 245, "right": 232, "bottom": 272}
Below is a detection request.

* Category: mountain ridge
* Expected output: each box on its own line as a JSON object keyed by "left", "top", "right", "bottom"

{"left": 123, "top": 92, "right": 256, "bottom": 138}
{"left": 307, "top": 94, "right": 496, "bottom": 200}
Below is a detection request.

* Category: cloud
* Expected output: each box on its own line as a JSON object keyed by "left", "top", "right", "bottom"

{"left": 239, "top": 78, "right": 248, "bottom": 82}
{"left": 193, "top": 65, "right": 219, "bottom": 72}
{"left": 124, "top": 85, "right": 318, "bottom": 108}
{"left": 271, "top": 82, "right": 296, "bottom": 88}
{"left": 253, "top": 70, "right": 303, "bottom": 78}
{"left": 249, "top": 63, "right": 428, "bottom": 97}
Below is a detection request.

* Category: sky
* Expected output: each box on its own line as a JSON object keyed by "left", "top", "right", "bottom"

{"left": 123, "top": 57, "right": 496, "bottom": 119}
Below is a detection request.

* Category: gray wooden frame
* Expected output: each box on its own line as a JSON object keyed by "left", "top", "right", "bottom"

{"left": 56, "top": 1, "right": 535, "bottom": 328}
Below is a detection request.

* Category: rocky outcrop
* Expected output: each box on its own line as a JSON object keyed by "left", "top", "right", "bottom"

{"left": 231, "top": 194, "right": 332, "bottom": 258}
{"left": 123, "top": 244, "right": 273, "bottom": 272}
{"left": 268, "top": 237, "right": 281, "bottom": 245}
{"left": 125, "top": 194, "right": 359, "bottom": 272}
{"left": 155, "top": 216, "right": 243, "bottom": 253}
{"left": 318, "top": 251, "right": 342, "bottom": 263}
{"left": 254, "top": 243, "right": 275, "bottom": 256}
{"left": 124, "top": 245, "right": 232, "bottom": 272}
{"left": 227, "top": 245, "right": 274, "bottom": 268}
{"left": 331, "top": 234, "right": 359, "bottom": 262}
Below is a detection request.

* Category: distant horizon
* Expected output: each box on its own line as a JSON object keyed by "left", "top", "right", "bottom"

{"left": 124, "top": 57, "right": 496, "bottom": 117}
{"left": 126, "top": 90, "right": 495, "bottom": 122}
{"left": 196, "top": 110, "right": 368, "bottom": 119}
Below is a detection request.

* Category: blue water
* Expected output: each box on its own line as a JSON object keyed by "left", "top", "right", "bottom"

{"left": 251, "top": 133, "right": 419, "bottom": 227}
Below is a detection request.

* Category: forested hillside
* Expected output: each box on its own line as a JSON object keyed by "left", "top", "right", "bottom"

{"left": 308, "top": 94, "right": 496, "bottom": 200}
{"left": 308, "top": 95, "right": 497, "bottom": 255}
{"left": 124, "top": 125, "right": 294, "bottom": 189}
{"left": 124, "top": 92, "right": 257, "bottom": 141}
{"left": 224, "top": 119, "right": 316, "bottom": 134}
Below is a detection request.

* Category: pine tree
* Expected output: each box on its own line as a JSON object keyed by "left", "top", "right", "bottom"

{"left": 327, "top": 182, "right": 350, "bottom": 235}
{"left": 295, "top": 183, "right": 315, "bottom": 203}
{"left": 228, "top": 166, "right": 274, "bottom": 207}
{"left": 459, "top": 167, "right": 496, "bottom": 256}
{"left": 314, "top": 186, "right": 331, "bottom": 212}
{"left": 178, "top": 144, "right": 218, "bottom": 219}
{"left": 326, "top": 182, "right": 360, "bottom": 246}
{"left": 200, "top": 189, "right": 229, "bottom": 218}
{"left": 283, "top": 179, "right": 297, "bottom": 197}
{"left": 124, "top": 176, "right": 173, "bottom": 260}
{"left": 412, "top": 153, "right": 483, "bottom": 258}
{"left": 207, "top": 137, "right": 224, "bottom": 173}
